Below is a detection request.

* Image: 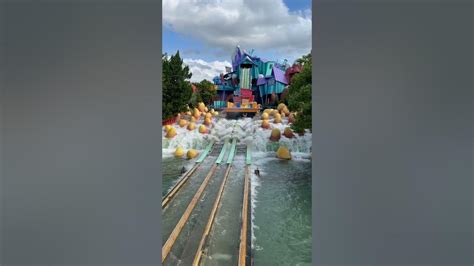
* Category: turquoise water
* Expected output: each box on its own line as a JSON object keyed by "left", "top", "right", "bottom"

{"left": 162, "top": 154, "right": 312, "bottom": 265}
{"left": 251, "top": 156, "right": 312, "bottom": 265}
{"left": 162, "top": 156, "right": 194, "bottom": 197}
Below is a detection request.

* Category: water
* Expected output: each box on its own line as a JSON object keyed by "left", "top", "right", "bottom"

{"left": 162, "top": 113, "right": 312, "bottom": 265}
{"left": 162, "top": 157, "right": 215, "bottom": 243}
{"left": 200, "top": 155, "right": 246, "bottom": 266}
{"left": 251, "top": 154, "right": 312, "bottom": 266}
{"left": 162, "top": 156, "right": 196, "bottom": 196}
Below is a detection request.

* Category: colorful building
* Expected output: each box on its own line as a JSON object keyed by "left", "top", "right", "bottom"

{"left": 213, "top": 46, "right": 301, "bottom": 107}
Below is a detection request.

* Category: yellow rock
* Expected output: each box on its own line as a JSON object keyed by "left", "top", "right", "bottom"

{"left": 270, "top": 128, "right": 281, "bottom": 141}
{"left": 187, "top": 122, "right": 196, "bottom": 131}
{"left": 271, "top": 109, "right": 279, "bottom": 117}
{"left": 187, "top": 149, "right": 199, "bottom": 159}
{"left": 262, "top": 119, "right": 271, "bottom": 129}
{"left": 178, "top": 119, "right": 188, "bottom": 127}
{"left": 199, "top": 125, "right": 208, "bottom": 134}
{"left": 165, "top": 127, "right": 177, "bottom": 139}
{"left": 273, "top": 113, "right": 282, "bottom": 123}
{"left": 194, "top": 114, "right": 201, "bottom": 120}
{"left": 164, "top": 125, "right": 171, "bottom": 132}
{"left": 214, "top": 111, "right": 219, "bottom": 116}
{"left": 205, "top": 113, "right": 212, "bottom": 119}
{"left": 283, "top": 127, "right": 294, "bottom": 138}
{"left": 276, "top": 146, "right": 291, "bottom": 160}
{"left": 281, "top": 112, "right": 286, "bottom": 118}
{"left": 263, "top": 109, "right": 273, "bottom": 115}
{"left": 174, "top": 147, "right": 184, "bottom": 157}
{"left": 204, "top": 117, "right": 212, "bottom": 126}
{"left": 186, "top": 111, "right": 192, "bottom": 116}
{"left": 277, "top": 103, "right": 286, "bottom": 112}
{"left": 198, "top": 102, "right": 205, "bottom": 112}
{"left": 204, "top": 107, "right": 208, "bottom": 112}
{"left": 193, "top": 108, "right": 200, "bottom": 116}
{"left": 190, "top": 116, "right": 197, "bottom": 122}
{"left": 211, "top": 109, "right": 215, "bottom": 113}
{"left": 282, "top": 106, "right": 290, "bottom": 116}
{"left": 261, "top": 112, "right": 269, "bottom": 120}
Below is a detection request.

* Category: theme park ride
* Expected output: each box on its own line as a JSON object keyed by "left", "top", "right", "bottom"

{"left": 212, "top": 46, "right": 301, "bottom": 118}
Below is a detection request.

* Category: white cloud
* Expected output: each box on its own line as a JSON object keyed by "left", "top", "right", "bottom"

{"left": 163, "top": 0, "right": 311, "bottom": 59}
{"left": 183, "top": 58, "right": 232, "bottom": 82}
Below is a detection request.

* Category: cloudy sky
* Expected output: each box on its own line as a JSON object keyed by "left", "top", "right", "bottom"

{"left": 163, "top": 0, "right": 312, "bottom": 82}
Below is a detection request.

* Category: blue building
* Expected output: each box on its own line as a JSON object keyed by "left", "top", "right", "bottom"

{"left": 213, "top": 46, "right": 290, "bottom": 107}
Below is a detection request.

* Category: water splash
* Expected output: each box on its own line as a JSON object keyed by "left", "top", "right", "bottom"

{"left": 163, "top": 116, "right": 312, "bottom": 153}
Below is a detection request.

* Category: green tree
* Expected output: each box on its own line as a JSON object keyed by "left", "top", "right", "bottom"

{"left": 162, "top": 51, "right": 193, "bottom": 119}
{"left": 195, "top": 79, "right": 216, "bottom": 106}
{"left": 288, "top": 52, "right": 312, "bottom": 133}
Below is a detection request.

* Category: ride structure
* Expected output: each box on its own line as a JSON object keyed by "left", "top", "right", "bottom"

{"left": 212, "top": 46, "right": 301, "bottom": 118}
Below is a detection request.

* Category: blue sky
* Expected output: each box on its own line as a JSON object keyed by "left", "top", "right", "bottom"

{"left": 163, "top": 0, "right": 312, "bottom": 82}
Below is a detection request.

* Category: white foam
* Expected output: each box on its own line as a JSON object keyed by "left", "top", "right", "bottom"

{"left": 163, "top": 116, "right": 312, "bottom": 153}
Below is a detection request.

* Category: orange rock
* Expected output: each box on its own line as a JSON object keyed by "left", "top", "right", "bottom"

{"left": 178, "top": 119, "right": 188, "bottom": 127}
{"left": 187, "top": 122, "right": 196, "bottom": 131}
{"left": 283, "top": 127, "right": 294, "bottom": 138}
{"left": 165, "top": 127, "right": 177, "bottom": 139}
{"left": 262, "top": 119, "right": 271, "bottom": 129}
{"left": 199, "top": 125, "right": 208, "bottom": 134}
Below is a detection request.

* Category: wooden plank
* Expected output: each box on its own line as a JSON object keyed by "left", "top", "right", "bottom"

{"left": 238, "top": 166, "right": 250, "bottom": 266}
{"left": 192, "top": 164, "right": 233, "bottom": 266}
{"left": 162, "top": 164, "right": 218, "bottom": 262}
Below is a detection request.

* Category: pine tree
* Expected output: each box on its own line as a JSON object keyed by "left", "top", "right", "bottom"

{"left": 162, "top": 51, "right": 192, "bottom": 120}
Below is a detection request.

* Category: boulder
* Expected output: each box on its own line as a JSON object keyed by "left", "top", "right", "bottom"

{"left": 199, "top": 125, "right": 208, "bottom": 134}
{"left": 273, "top": 113, "right": 282, "bottom": 123}
{"left": 262, "top": 119, "right": 271, "bottom": 129}
{"left": 283, "top": 127, "right": 294, "bottom": 138}
{"left": 178, "top": 119, "right": 188, "bottom": 127}
{"left": 261, "top": 112, "right": 269, "bottom": 120}
{"left": 277, "top": 103, "right": 286, "bottom": 112}
{"left": 288, "top": 113, "right": 296, "bottom": 124}
{"left": 165, "top": 127, "right": 177, "bottom": 139}
{"left": 174, "top": 147, "right": 184, "bottom": 158}
{"left": 276, "top": 146, "right": 291, "bottom": 160}
{"left": 187, "top": 149, "right": 199, "bottom": 159}
{"left": 270, "top": 128, "right": 281, "bottom": 141}
{"left": 187, "top": 122, "right": 196, "bottom": 131}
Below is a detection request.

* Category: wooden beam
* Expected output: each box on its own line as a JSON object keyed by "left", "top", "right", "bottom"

{"left": 162, "top": 164, "right": 218, "bottom": 262}
{"left": 238, "top": 166, "right": 250, "bottom": 266}
{"left": 192, "top": 165, "right": 233, "bottom": 266}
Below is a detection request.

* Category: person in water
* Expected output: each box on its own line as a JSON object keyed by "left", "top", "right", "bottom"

{"left": 181, "top": 166, "right": 186, "bottom": 174}
{"left": 254, "top": 168, "right": 260, "bottom": 176}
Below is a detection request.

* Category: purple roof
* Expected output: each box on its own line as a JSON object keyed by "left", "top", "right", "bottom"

{"left": 272, "top": 67, "right": 288, "bottom": 85}
{"left": 256, "top": 77, "right": 267, "bottom": 86}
